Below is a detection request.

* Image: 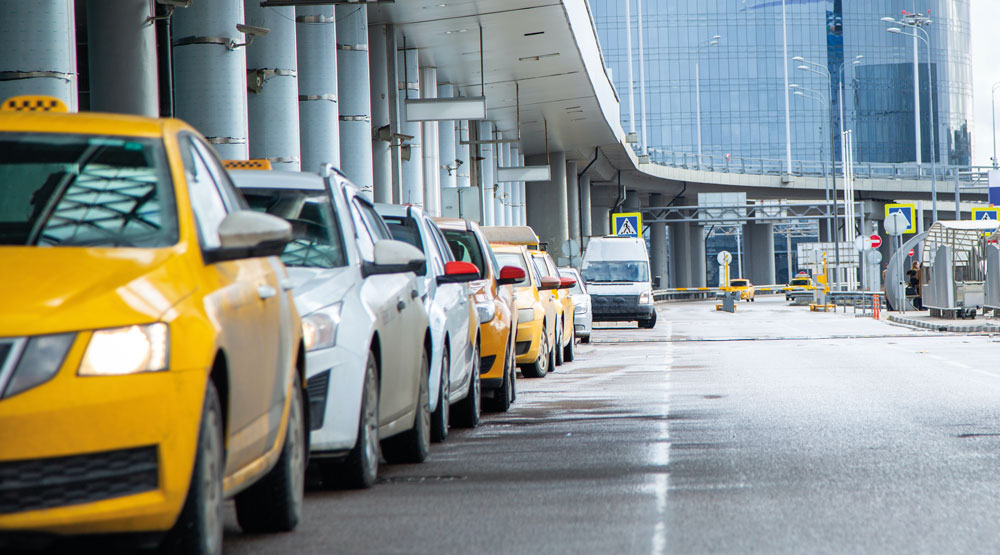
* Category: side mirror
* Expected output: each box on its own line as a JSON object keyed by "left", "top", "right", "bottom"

{"left": 362, "top": 239, "right": 426, "bottom": 277}
{"left": 558, "top": 277, "right": 576, "bottom": 289}
{"left": 205, "top": 211, "right": 291, "bottom": 264}
{"left": 437, "top": 261, "right": 480, "bottom": 285}
{"left": 538, "top": 276, "right": 561, "bottom": 291}
{"left": 496, "top": 265, "right": 525, "bottom": 286}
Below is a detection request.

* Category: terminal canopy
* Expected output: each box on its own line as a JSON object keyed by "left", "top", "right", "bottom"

{"left": 921, "top": 220, "right": 1000, "bottom": 268}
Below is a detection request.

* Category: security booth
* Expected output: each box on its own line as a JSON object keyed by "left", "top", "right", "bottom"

{"left": 917, "top": 221, "right": 1000, "bottom": 318}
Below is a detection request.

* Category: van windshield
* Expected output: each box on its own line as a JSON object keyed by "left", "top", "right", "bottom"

{"left": 582, "top": 260, "right": 649, "bottom": 283}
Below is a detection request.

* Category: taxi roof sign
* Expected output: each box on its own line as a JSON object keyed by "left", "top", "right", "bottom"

{"left": 223, "top": 159, "right": 273, "bottom": 170}
{"left": 480, "top": 225, "right": 540, "bottom": 247}
{"left": 2, "top": 95, "right": 68, "bottom": 113}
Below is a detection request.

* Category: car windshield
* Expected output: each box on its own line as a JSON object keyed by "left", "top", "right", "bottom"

{"left": 730, "top": 280, "right": 750, "bottom": 287}
{"left": 442, "top": 228, "right": 487, "bottom": 275}
{"left": 581, "top": 260, "right": 649, "bottom": 283}
{"left": 790, "top": 278, "right": 811, "bottom": 286}
{"left": 382, "top": 215, "right": 424, "bottom": 252}
{"left": 242, "top": 188, "right": 348, "bottom": 269}
{"left": 495, "top": 252, "right": 530, "bottom": 286}
{"left": 0, "top": 132, "right": 177, "bottom": 247}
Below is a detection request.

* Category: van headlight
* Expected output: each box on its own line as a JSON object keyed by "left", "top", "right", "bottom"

{"left": 517, "top": 308, "right": 536, "bottom": 323}
{"left": 476, "top": 301, "right": 496, "bottom": 324}
{"left": 303, "top": 303, "right": 342, "bottom": 352}
{"left": 639, "top": 292, "right": 652, "bottom": 304}
{"left": 79, "top": 324, "right": 169, "bottom": 376}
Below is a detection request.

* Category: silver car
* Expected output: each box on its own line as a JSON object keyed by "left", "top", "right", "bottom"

{"left": 559, "top": 267, "right": 592, "bottom": 344}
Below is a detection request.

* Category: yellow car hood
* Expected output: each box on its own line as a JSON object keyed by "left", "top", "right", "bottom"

{"left": 0, "top": 247, "right": 194, "bottom": 337}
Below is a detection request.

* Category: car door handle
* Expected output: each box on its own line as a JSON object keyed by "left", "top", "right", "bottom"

{"left": 411, "top": 289, "right": 419, "bottom": 299}
{"left": 279, "top": 279, "right": 294, "bottom": 291}
{"left": 397, "top": 300, "right": 406, "bottom": 312}
{"left": 257, "top": 285, "right": 277, "bottom": 300}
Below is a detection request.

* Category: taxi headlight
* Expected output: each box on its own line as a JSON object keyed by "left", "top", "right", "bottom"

{"left": 303, "top": 304, "right": 342, "bottom": 352}
{"left": 476, "top": 301, "right": 497, "bottom": 324}
{"left": 517, "top": 308, "right": 536, "bottom": 323}
{"left": 3, "top": 333, "right": 76, "bottom": 398}
{"left": 639, "top": 292, "right": 652, "bottom": 304}
{"left": 79, "top": 324, "right": 169, "bottom": 376}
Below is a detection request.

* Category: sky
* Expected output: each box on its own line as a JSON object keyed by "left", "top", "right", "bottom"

{"left": 970, "top": 2, "right": 999, "bottom": 166}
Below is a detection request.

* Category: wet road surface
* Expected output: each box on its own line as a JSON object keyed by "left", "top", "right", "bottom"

{"left": 224, "top": 297, "right": 1000, "bottom": 554}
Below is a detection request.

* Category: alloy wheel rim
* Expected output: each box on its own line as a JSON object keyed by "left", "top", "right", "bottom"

{"left": 289, "top": 387, "right": 305, "bottom": 510}
{"left": 203, "top": 410, "right": 223, "bottom": 554}
{"left": 363, "top": 362, "right": 379, "bottom": 476}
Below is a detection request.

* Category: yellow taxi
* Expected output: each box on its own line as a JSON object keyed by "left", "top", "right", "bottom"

{"left": 783, "top": 273, "right": 817, "bottom": 300}
{"left": 435, "top": 218, "right": 524, "bottom": 412}
{"left": 491, "top": 244, "right": 561, "bottom": 378}
{"left": 528, "top": 250, "right": 576, "bottom": 364}
{"left": 728, "top": 278, "right": 756, "bottom": 302}
{"left": 0, "top": 97, "right": 307, "bottom": 554}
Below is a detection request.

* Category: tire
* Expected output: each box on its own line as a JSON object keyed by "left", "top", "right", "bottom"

{"left": 430, "top": 344, "right": 449, "bottom": 443}
{"left": 160, "top": 381, "right": 224, "bottom": 555}
{"left": 320, "top": 351, "right": 379, "bottom": 489}
{"left": 563, "top": 333, "right": 575, "bottom": 362}
{"left": 485, "top": 339, "right": 512, "bottom": 413}
{"left": 381, "top": 348, "right": 431, "bottom": 464}
{"left": 581, "top": 334, "right": 591, "bottom": 344}
{"left": 640, "top": 311, "right": 658, "bottom": 329}
{"left": 554, "top": 321, "right": 564, "bottom": 366}
{"left": 521, "top": 324, "right": 549, "bottom": 378}
{"left": 451, "top": 342, "right": 480, "bottom": 428}
{"left": 235, "top": 372, "right": 306, "bottom": 533}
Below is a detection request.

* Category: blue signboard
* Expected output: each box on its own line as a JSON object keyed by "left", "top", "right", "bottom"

{"left": 884, "top": 203, "right": 916, "bottom": 234}
{"left": 612, "top": 212, "right": 642, "bottom": 238}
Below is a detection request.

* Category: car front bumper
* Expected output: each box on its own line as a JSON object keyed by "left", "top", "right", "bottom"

{"left": 305, "top": 344, "right": 366, "bottom": 455}
{"left": 591, "top": 295, "right": 655, "bottom": 322}
{"left": 513, "top": 316, "right": 544, "bottom": 365}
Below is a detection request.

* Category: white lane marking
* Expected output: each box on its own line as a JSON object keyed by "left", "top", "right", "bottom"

{"left": 650, "top": 322, "right": 672, "bottom": 555}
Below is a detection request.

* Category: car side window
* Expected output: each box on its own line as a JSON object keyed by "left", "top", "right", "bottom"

{"left": 531, "top": 256, "right": 549, "bottom": 279}
{"left": 348, "top": 200, "right": 375, "bottom": 260}
{"left": 181, "top": 137, "right": 229, "bottom": 249}
{"left": 191, "top": 139, "right": 247, "bottom": 210}
{"left": 427, "top": 221, "right": 454, "bottom": 263}
{"left": 354, "top": 198, "right": 392, "bottom": 241}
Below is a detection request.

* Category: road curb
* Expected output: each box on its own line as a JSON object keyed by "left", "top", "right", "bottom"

{"left": 887, "top": 314, "right": 1000, "bottom": 333}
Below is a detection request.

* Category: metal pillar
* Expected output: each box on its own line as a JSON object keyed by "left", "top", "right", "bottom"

{"left": 245, "top": 1, "right": 300, "bottom": 170}
{"left": 518, "top": 153, "right": 526, "bottom": 226}
{"left": 478, "top": 121, "right": 495, "bottom": 225}
{"left": 368, "top": 23, "right": 392, "bottom": 203}
{"left": 668, "top": 222, "right": 691, "bottom": 288}
{"left": 510, "top": 144, "right": 521, "bottom": 226}
{"left": 526, "top": 152, "right": 569, "bottom": 263}
{"left": 398, "top": 48, "right": 422, "bottom": 206}
{"left": 420, "top": 66, "right": 440, "bottom": 214}
{"left": 744, "top": 223, "right": 776, "bottom": 286}
{"left": 649, "top": 194, "right": 668, "bottom": 289}
{"left": 86, "top": 0, "right": 158, "bottom": 116}
{"left": 503, "top": 142, "right": 513, "bottom": 225}
{"left": 438, "top": 84, "right": 458, "bottom": 190}
{"left": 0, "top": 0, "right": 77, "bottom": 110}
{"left": 337, "top": 5, "right": 373, "bottom": 195}
{"left": 592, "top": 201, "right": 611, "bottom": 237}
{"left": 297, "top": 7, "right": 339, "bottom": 173}
{"left": 173, "top": 0, "right": 248, "bottom": 160}
{"left": 493, "top": 132, "right": 505, "bottom": 225}
{"left": 580, "top": 173, "right": 593, "bottom": 241}
{"left": 457, "top": 120, "right": 471, "bottom": 188}
{"left": 566, "top": 161, "right": 580, "bottom": 260}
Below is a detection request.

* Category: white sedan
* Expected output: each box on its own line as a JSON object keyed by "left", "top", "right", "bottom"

{"left": 377, "top": 204, "right": 481, "bottom": 442}
{"left": 232, "top": 166, "right": 432, "bottom": 490}
{"left": 559, "top": 267, "right": 593, "bottom": 343}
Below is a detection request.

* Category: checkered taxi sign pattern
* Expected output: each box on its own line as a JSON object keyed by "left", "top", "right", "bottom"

{"left": 2, "top": 96, "right": 68, "bottom": 112}
{"left": 222, "top": 159, "right": 272, "bottom": 170}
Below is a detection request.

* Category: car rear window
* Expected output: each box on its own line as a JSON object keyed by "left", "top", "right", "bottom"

{"left": 730, "top": 280, "right": 749, "bottom": 287}
{"left": 790, "top": 278, "right": 810, "bottom": 286}
{"left": 382, "top": 215, "right": 424, "bottom": 252}
{"left": 0, "top": 133, "right": 177, "bottom": 247}
{"left": 442, "top": 228, "right": 487, "bottom": 275}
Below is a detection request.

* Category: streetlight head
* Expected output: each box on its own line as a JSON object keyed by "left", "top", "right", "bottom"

{"left": 880, "top": 17, "right": 896, "bottom": 23}
{"left": 789, "top": 83, "right": 800, "bottom": 89}
{"left": 852, "top": 60, "right": 862, "bottom": 65}
{"left": 855, "top": 55, "right": 865, "bottom": 60}
{"left": 712, "top": 35, "right": 721, "bottom": 40}
{"left": 710, "top": 40, "right": 719, "bottom": 46}
{"left": 796, "top": 65, "right": 810, "bottom": 71}
{"left": 793, "top": 91, "right": 805, "bottom": 97}
{"left": 792, "top": 56, "right": 805, "bottom": 62}
{"left": 887, "top": 27, "right": 902, "bottom": 34}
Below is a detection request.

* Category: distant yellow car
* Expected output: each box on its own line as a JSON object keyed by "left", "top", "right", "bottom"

{"left": 0, "top": 97, "right": 307, "bottom": 554}
{"left": 529, "top": 250, "right": 576, "bottom": 364}
{"left": 783, "top": 275, "right": 817, "bottom": 300}
{"left": 492, "top": 245, "right": 561, "bottom": 378}
{"left": 728, "top": 278, "right": 756, "bottom": 302}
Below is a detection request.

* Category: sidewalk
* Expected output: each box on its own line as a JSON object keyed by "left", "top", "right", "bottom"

{"left": 887, "top": 311, "right": 1000, "bottom": 333}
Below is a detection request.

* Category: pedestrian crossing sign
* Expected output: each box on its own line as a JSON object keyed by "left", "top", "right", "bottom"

{"left": 884, "top": 203, "right": 916, "bottom": 234}
{"left": 612, "top": 212, "right": 642, "bottom": 238}
{"left": 972, "top": 207, "right": 1000, "bottom": 221}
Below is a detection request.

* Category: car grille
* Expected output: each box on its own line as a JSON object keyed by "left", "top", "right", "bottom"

{"left": 591, "top": 295, "right": 640, "bottom": 315}
{"left": 0, "top": 446, "right": 158, "bottom": 515}
{"left": 479, "top": 355, "right": 496, "bottom": 374}
{"left": 306, "top": 370, "right": 330, "bottom": 431}
{"left": 515, "top": 341, "right": 531, "bottom": 356}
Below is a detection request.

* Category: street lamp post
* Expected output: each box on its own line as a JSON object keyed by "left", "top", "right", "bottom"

{"left": 695, "top": 35, "right": 721, "bottom": 165}
{"left": 992, "top": 81, "right": 1000, "bottom": 168}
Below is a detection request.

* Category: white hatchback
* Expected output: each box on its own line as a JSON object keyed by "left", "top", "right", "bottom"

{"left": 559, "top": 267, "right": 593, "bottom": 343}
{"left": 377, "top": 204, "right": 481, "bottom": 442}
{"left": 232, "top": 167, "right": 433, "bottom": 490}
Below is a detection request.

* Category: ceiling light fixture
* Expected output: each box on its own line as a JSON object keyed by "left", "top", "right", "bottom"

{"left": 518, "top": 53, "right": 560, "bottom": 62}
{"left": 444, "top": 29, "right": 468, "bottom": 34}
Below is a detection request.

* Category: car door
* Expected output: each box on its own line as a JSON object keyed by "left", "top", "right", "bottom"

{"left": 348, "top": 194, "right": 421, "bottom": 424}
{"left": 425, "top": 218, "right": 471, "bottom": 389}
{"left": 530, "top": 254, "right": 558, "bottom": 343}
{"left": 181, "top": 136, "right": 282, "bottom": 472}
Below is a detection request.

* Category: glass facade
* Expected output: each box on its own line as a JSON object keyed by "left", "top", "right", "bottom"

{"left": 590, "top": 0, "right": 972, "bottom": 165}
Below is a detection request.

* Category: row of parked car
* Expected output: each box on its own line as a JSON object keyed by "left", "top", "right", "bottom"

{"left": 0, "top": 96, "right": 595, "bottom": 554}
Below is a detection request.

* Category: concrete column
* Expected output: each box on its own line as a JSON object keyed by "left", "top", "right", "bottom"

{"left": 566, "top": 161, "right": 581, "bottom": 260}
{"left": 623, "top": 193, "right": 640, "bottom": 212}
{"left": 668, "top": 222, "right": 691, "bottom": 288}
{"left": 592, "top": 200, "right": 611, "bottom": 237}
{"left": 173, "top": 0, "right": 248, "bottom": 160}
{"left": 398, "top": 48, "right": 422, "bottom": 205}
{"left": 479, "top": 121, "right": 495, "bottom": 225}
{"left": 744, "top": 223, "right": 776, "bottom": 286}
{"left": 438, "top": 84, "right": 458, "bottom": 190}
{"left": 0, "top": 0, "right": 77, "bottom": 110}
{"left": 297, "top": 7, "right": 339, "bottom": 173}
{"left": 689, "top": 224, "right": 707, "bottom": 287}
{"left": 86, "top": 0, "right": 157, "bottom": 116}
{"left": 493, "top": 133, "right": 505, "bottom": 225}
{"left": 456, "top": 120, "right": 471, "bottom": 188}
{"left": 518, "top": 152, "right": 526, "bottom": 226}
{"left": 337, "top": 5, "right": 373, "bottom": 196}
{"left": 526, "top": 152, "right": 569, "bottom": 263}
{"left": 580, "top": 174, "right": 593, "bottom": 241}
{"left": 368, "top": 23, "right": 392, "bottom": 203}
{"left": 649, "top": 194, "right": 668, "bottom": 289}
{"left": 420, "top": 67, "right": 440, "bottom": 214}
{"left": 245, "top": 1, "right": 300, "bottom": 170}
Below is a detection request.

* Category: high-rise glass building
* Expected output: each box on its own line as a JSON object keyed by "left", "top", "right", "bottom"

{"left": 590, "top": 0, "right": 972, "bottom": 166}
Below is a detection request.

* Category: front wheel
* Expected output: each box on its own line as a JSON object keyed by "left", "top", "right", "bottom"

{"left": 160, "top": 381, "right": 224, "bottom": 555}
{"left": 451, "top": 342, "right": 480, "bottom": 428}
{"left": 580, "top": 334, "right": 591, "bottom": 344}
{"left": 382, "top": 348, "right": 431, "bottom": 464}
{"left": 554, "top": 321, "right": 564, "bottom": 366}
{"left": 563, "top": 332, "right": 575, "bottom": 362}
{"left": 430, "top": 344, "right": 449, "bottom": 443}
{"left": 235, "top": 372, "right": 306, "bottom": 533}
{"left": 485, "top": 339, "right": 513, "bottom": 413}
{"left": 321, "top": 351, "right": 379, "bottom": 489}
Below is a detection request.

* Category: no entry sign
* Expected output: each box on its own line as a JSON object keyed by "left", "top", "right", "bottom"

{"left": 870, "top": 234, "right": 882, "bottom": 248}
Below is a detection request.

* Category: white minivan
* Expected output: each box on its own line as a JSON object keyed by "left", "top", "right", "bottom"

{"left": 581, "top": 236, "right": 657, "bottom": 329}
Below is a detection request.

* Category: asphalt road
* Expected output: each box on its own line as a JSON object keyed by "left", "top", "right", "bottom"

{"left": 222, "top": 296, "right": 1000, "bottom": 554}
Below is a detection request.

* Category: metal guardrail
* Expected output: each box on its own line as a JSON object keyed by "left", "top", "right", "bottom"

{"left": 645, "top": 149, "right": 990, "bottom": 184}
